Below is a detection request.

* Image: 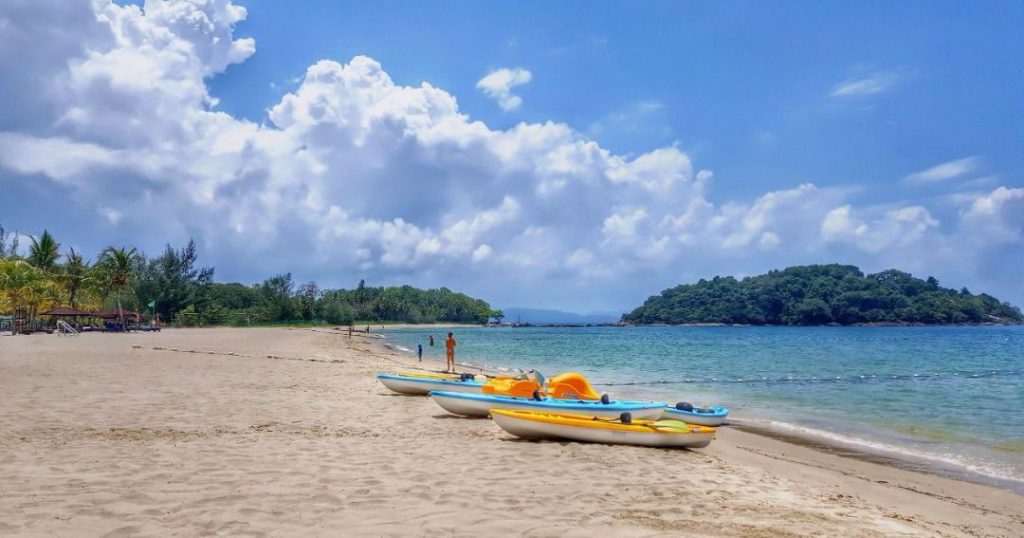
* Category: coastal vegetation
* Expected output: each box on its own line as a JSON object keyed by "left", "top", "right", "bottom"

{"left": 623, "top": 264, "right": 1023, "bottom": 326}
{"left": 0, "top": 227, "right": 499, "bottom": 328}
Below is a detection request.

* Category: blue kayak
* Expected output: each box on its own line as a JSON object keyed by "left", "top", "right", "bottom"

{"left": 661, "top": 405, "right": 729, "bottom": 426}
{"left": 377, "top": 374, "right": 484, "bottom": 395}
{"left": 429, "top": 390, "right": 667, "bottom": 419}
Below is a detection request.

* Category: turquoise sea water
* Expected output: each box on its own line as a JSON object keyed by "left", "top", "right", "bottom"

{"left": 383, "top": 325, "right": 1024, "bottom": 491}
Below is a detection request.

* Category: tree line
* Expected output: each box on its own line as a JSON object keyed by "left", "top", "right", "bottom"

{"left": 0, "top": 227, "right": 500, "bottom": 328}
{"left": 623, "top": 264, "right": 1023, "bottom": 326}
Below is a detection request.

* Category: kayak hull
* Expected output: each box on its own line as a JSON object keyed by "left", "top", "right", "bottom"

{"left": 377, "top": 374, "right": 483, "bottom": 395}
{"left": 660, "top": 406, "right": 729, "bottom": 427}
{"left": 491, "top": 410, "right": 715, "bottom": 448}
{"left": 398, "top": 371, "right": 460, "bottom": 380}
{"left": 428, "top": 391, "right": 666, "bottom": 419}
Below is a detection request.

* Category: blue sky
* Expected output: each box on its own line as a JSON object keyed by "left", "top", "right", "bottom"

{"left": 212, "top": 1, "right": 1023, "bottom": 198}
{"left": 1, "top": 1, "right": 1022, "bottom": 312}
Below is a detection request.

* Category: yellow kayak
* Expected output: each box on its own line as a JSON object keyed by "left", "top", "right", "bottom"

{"left": 490, "top": 409, "right": 716, "bottom": 448}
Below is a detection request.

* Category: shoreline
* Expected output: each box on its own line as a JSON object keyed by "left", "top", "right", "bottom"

{"left": 371, "top": 330, "right": 1024, "bottom": 533}
{"left": 612, "top": 384, "right": 1024, "bottom": 496}
{"left": 730, "top": 419, "right": 1024, "bottom": 495}
{"left": 379, "top": 328, "right": 1024, "bottom": 496}
{"left": 378, "top": 323, "right": 1024, "bottom": 495}
{"left": 625, "top": 322, "right": 1023, "bottom": 328}
{"left": 1, "top": 327, "right": 1021, "bottom": 536}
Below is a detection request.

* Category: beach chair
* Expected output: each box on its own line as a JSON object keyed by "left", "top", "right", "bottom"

{"left": 56, "top": 320, "right": 80, "bottom": 336}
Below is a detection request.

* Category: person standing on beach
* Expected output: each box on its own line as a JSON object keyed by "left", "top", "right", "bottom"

{"left": 417, "top": 343, "right": 423, "bottom": 361}
{"left": 429, "top": 335, "right": 434, "bottom": 347}
{"left": 445, "top": 332, "right": 456, "bottom": 372}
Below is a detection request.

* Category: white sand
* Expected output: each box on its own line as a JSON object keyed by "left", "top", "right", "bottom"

{"left": 0, "top": 328, "right": 1021, "bottom": 536}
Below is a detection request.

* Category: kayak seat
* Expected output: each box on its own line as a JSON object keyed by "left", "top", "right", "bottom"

{"left": 546, "top": 372, "right": 601, "bottom": 400}
{"left": 547, "top": 383, "right": 582, "bottom": 399}
{"left": 675, "top": 401, "right": 694, "bottom": 412}
{"left": 483, "top": 378, "right": 541, "bottom": 398}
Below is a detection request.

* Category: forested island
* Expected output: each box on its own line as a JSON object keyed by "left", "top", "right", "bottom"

{"left": 623, "top": 264, "right": 1023, "bottom": 326}
{"left": 1, "top": 228, "right": 498, "bottom": 328}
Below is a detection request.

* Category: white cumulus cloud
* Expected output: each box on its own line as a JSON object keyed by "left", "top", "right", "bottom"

{"left": 0, "top": 1, "right": 1020, "bottom": 310}
{"left": 959, "top": 186, "right": 1024, "bottom": 244}
{"left": 476, "top": 67, "right": 532, "bottom": 111}
{"left": 822, "top": 205, "right": 939, "bottom": 253}
{"left": 471, "top": 244, "right": 493, "bottom": 262}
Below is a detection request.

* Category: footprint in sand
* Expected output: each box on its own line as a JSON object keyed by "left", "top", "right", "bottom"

{"left": 100, "top": 526, "right": 142, "bottom": 538}
{"left": 310, "top": 493, "right": 344, "bottom": 505}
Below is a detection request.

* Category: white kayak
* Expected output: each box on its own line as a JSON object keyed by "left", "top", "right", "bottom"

{"left": 377, "top": 373, "right": 484, "bottom": 395}
{"left": 491, "top": 410, "right": 716, "bottom": 448}
{"left": 660, "top": 404, "right": 730, "bottom": 427}
{"left": 428, "top": 390, "right": 666, "bottom": 419}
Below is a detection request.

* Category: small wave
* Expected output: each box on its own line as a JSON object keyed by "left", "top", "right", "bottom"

{"left": 382, "top": 343, "right": 414, "bottom": 354}
{"left": 751, "top": 419, "right": 1024, "bottom": 491}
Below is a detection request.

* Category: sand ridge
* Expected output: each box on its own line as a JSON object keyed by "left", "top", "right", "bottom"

{"left": 0, "top": 328, "right": 1021, "bottom": 536}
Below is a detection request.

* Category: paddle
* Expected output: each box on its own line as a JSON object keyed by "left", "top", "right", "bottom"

{"left": 588, "top": 415, "right": 703, "bottom": 433}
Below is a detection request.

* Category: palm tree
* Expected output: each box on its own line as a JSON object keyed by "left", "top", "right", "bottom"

{"left": 62, "top": 248, "right": 90, "bottom": 309}
{"left": 0, "top": 259, "right": 39, "bottom": 334}
{"left": 0, "top": 226, "right": 20, "bottom": 259}
{"left": 97, "top": 246, "right": 140, "bottom": 329}
{"left": 27, "top": 231, "right": 60, "bottom": 272}
{"left": 25, "top": 272, "right": 59, "bottom": 325}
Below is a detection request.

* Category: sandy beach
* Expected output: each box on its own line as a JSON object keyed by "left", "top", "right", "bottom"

{"left": 1, "top": 328, "right": 1021, "bottom": 537}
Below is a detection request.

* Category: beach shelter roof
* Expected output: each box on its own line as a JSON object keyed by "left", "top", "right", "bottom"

{"left": 40, "top": 307, "right": 92, "bottom": 317}
{"left": 95, "top": 309, "right": 141, "bottom": 319}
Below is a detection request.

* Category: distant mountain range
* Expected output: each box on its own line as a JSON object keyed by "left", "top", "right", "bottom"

{"left": 500, "top": 307, "right": 621, "bottom": 325}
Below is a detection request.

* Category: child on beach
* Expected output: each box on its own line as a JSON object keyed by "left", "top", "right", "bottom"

{"left": 445, "top": 332, "right": 456, "bottom": 372}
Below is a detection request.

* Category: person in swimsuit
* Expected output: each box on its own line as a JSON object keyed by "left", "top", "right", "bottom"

{"left": 445, "top": 332, "right": 456, "bottom": 372}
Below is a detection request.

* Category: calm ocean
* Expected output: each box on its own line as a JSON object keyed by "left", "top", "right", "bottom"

{"left": 382, "top": 325, "right": 1024, "bottom": 492}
